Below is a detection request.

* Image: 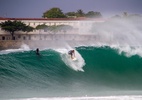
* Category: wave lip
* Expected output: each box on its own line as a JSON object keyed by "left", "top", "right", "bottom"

{"left": 56, "top": 48, "right": 85, "bottom": 72}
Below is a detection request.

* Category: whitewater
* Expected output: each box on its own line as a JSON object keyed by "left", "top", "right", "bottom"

{"left": 1, "top": 16, "right": 142, "bottom": 100}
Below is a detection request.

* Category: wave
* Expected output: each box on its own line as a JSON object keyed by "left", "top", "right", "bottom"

{"left": 55, "top": 48, "right": 85, "bottom": 72}
{"left": 0, "top": 45, "right": 142, "bottom": 99}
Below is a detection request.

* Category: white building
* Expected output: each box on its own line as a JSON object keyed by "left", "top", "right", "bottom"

{"left": 0, "top": 17, "right": 105, "bottom": 40}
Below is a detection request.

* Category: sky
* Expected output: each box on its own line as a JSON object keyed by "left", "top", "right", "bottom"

{"left": 0, "top": 0, "right": 142, "bottom": 18}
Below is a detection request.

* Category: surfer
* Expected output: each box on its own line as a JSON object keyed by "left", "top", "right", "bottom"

{"left": 68, "top": 50, "right": 75, "bottom": 59}
{"left": 36, "top": 48, "right": 40, "bottom": 55}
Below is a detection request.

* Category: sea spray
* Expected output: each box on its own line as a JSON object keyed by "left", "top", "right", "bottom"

{"left": 94, "top": 44, "right": 142, "bottom": 57}
{"left": 88, "top": 16, "right": 142, "bottom": 47}
{"left": 0, "top": 44, "right": 30, "bottom": 55}
{"left": 55, "top": 48, "right": 85, "bottom": 72}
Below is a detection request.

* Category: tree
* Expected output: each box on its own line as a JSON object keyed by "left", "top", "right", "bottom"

{"left": 65, "top": 12, "right": 76, "bottom": 18}
{"left": 0, "top": 20, "right": 34, "bottom": 40}
{"left": 35, "top": 24, "right": 48, "bottom": 40}
{"left": 36, "top": 24, "right": 48, "bottom": 32}
{"left": 47, "top": 25, "right": 73, "bottom": 40}
{"left": 23, "top": 25, "right": 34, "bottom": 33}
{"left": 85, "top": 11, "right": 102, "bottom": 18}
{"left": 42, "top": 8, "right": 66, "bottom": 18}
{"left": 76, "top": 9, "right": 85, "bottom": 17}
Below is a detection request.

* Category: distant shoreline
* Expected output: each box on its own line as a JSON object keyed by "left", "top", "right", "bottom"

{"left": 0, "top": 40, "right": 98, "bottom": 50}
{"left": 0, "top": 34, "right": 98, "bottom": 50}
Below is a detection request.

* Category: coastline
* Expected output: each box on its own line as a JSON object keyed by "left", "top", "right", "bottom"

{"left": 0, "top": 40, "right": 23, "bottom": 50}
{"left": 0, "top": 34, "right": 99, "bottom": 50}
{"left": 0, "top": 40, "right": 97, "bottom": 50}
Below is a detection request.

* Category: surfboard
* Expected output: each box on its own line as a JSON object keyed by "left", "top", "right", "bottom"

{"left": 72, "top": 57, "right": 77, "bottom": 61}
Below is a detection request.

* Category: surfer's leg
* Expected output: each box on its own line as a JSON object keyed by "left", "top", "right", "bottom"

{"left": 71, "top": 53, "right": 73, "bottom": 59}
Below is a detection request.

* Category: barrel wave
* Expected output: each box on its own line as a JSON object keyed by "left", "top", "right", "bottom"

{"left": 0, "top": 45, "right": 142, "bottom": 99}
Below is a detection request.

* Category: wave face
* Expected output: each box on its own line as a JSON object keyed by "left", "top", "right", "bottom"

{"left": 0, "top": 46, "right": 142, "bottom": 99}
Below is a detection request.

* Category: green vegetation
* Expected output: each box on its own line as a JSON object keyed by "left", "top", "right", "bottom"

{"left": 85, "top": 11, "right": 102, "bottom": 18}
{"left": 42, "top": 7, "right": 102, "bottom": 18}
{"left": 36, "top": 24, "right": 73, "bottom": 32}
{"left": 42, "top": 8, "right": 141, "bottom": 19}
{"left": 0, "top": 20, "right": 34, "bottom": 40}
{"left": 76, "top": 9, "right": 85, "bottom": 17}
{"left": 36, "top": 24, "right": 48, "bottom": 30}
{"left": 65, "top": 12, "right": 76, "bottom": 17}
{"left": 36, "top": 24, "right": 73, "bottom": 40}
{"left": 43, "top": 8, "right": 66, "bottom": 18}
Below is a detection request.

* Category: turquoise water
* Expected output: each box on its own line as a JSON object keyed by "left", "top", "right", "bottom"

{"left": 0, "top": 46, "right": 142, "bottom": 99}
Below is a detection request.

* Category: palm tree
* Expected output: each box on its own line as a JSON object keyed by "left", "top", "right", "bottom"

{"left": 76, "top": 9, "right": 85, "bottom": 17}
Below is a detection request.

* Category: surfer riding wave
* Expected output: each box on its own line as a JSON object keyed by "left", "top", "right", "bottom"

{"left": 68, "top": 50, "right": 75, "bottom": 59}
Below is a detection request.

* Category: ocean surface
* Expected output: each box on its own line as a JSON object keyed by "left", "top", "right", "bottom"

{"left": 0, "top": 44, "right": 142, "bottom": 100}
{"left": 1, "top": 17, "right": 142, "bottom": 100}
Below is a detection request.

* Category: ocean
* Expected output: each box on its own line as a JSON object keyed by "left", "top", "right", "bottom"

{"left": 1, "top": 16, "right": 142, "bottom": 100}
{"left": 0, "top": 44, "right": 142, "bottom": 100}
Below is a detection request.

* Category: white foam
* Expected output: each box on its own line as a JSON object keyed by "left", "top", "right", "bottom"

{"left": 77, "top": 17, "right": 142, "bottom": 57}
{"left": 11, "top": 95, "right": 142, "bottom": 100}
{"left": 109, "top": 44, "right": 142, "bottom": 57}
{"left": 55, "top": 46, "right": 85, "bottom": 72}
{"left": 0, "top": 44, "right": 30, "bottom": 55}
{"left": 89, "top": 43, "right": 142, "bottom": 57}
